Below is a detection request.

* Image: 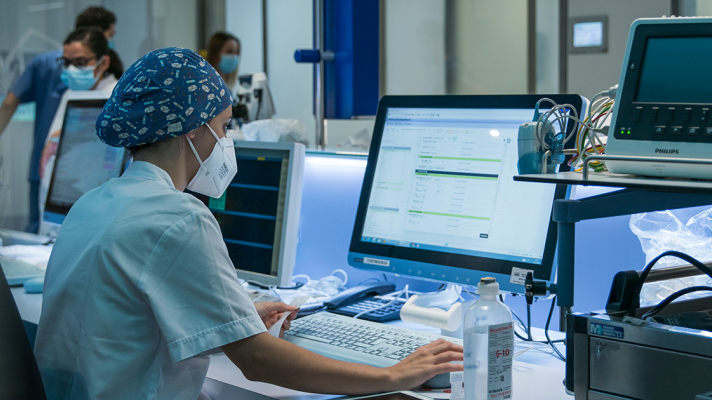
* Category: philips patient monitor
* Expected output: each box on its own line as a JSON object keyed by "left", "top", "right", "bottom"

{"left": 348, "top": 95, "right": 586, "bottom": 293}
{"left": 607, "top": 17, "right": 712, "bottom": 179}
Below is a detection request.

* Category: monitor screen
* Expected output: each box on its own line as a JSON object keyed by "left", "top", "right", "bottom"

{"left": 201, "top": 146, "right": 292, "bottom": 280}
{"left": 635, "top": 37, "right": 712, "bottom": 104}
{"left": 361, "top": 108, "right": 555, "bottom": 264}
{"left": 45, "top": 100, "right": 126, "bottom": 216}
{"left": 349, "top": 96, "right": 578, "bottom": 292}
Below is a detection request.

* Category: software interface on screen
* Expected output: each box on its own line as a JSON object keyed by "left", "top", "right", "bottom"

{"left": 48, "top": 105, "right": 125, "bottom": 210}
{"left": 207, "top": 148, "right": 290, "bottom": 277}
{"left": 361, "top": 108, "right": 557, "bottom": 265}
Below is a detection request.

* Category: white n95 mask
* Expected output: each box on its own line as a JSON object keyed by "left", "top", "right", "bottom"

{"left": 186, "top": 124, "right": 238, "bottom": 198}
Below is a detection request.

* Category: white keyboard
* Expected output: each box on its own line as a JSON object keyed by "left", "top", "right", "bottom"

{"left": 1, "top": 258, "right": 45, "bottom": 286}
{"left": 284, "top": 312, "right": 462, "bottom": 368}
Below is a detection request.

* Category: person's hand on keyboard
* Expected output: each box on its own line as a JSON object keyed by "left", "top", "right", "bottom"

{"left": 221, "top": 325, "right": 463, "bottom": 394}
{"left": 255, "top": 302, "right": 298, "bottom": 338}
{"left": 385, "top": 338, "right": 463, "bottom": 389}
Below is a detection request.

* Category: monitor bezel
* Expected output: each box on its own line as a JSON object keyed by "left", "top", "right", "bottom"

{"left": 348, "top": 95, "right": 584, "bottom": 293}
{"left": 45, "top": 98, "right": 126, "bottom": 217}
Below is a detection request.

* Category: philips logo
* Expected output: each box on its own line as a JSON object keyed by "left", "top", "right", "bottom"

{"left": 655, "top": 148, "right": 679, "bottom": 154}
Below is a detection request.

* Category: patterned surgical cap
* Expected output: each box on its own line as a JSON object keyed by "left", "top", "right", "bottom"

{"left": 96, "top": 47, "right": 233, "bottom": 148}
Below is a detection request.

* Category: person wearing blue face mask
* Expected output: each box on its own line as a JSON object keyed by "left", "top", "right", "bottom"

{"left": 206, "top": 32, "right": 241, "bottom": 95}
{"left": 0, "top": 6, "right": 120, "bottom": 233}
{"left": 75, "top": 6, "right": 124, "bottom": 83}
{"left": 56, "top": 27, "right": 120, "bottom": 92}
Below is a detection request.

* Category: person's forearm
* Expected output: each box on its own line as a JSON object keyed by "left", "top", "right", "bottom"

{"left": 0, "top": 92, "right": 20, "bottom": 137}
{"left": 223, "top": 333, "right": 398, "bottom": 395}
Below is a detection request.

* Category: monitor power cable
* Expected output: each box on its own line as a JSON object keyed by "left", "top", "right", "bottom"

{"left": 627, "top": 250, "right": 712, "bottom": 318}
{"left": 640, "top": 286, "right": 712, "bottom": 320}
{"left": 502, "top": 294, "right": 565, "bottom": 347}
{"left": 545, "top": 296, "right": 566, "bottom": 362}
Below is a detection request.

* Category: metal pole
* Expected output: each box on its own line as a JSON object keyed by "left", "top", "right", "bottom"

{"left": 314, "top": 0, "right": 326, "bottom": 150}
{"left": 557, "top": 220, "right": 575, "bottom": 332}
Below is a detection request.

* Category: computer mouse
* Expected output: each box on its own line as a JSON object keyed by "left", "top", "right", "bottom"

{"left": 24, "top": 276, "right": 45, "bottom": 294}
{"left": 423, "top": 361, "right": 462, "bottom": 388}
{"left": 423, "top": 372, "right": 450, "bottom": 388}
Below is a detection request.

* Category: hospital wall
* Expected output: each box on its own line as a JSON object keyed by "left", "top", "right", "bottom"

{"left": 566, "top": 0, "right": 671, "bottom": 100}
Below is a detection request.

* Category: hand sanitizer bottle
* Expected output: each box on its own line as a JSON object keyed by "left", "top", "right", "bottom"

{"left": 463, "top": 277, "right": 514, "bottom": 400}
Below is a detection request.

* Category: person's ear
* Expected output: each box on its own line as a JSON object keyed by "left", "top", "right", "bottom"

{"left": 95, "top": 55, "right": 111, "bottom": 77}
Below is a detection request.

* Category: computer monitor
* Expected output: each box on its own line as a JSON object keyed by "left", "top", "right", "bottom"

{"left": 193, "top": 141, "right": 305, "bottom": 287}
{"left": 236, "top": 73, "right": 276, "bottom": 122}
{"left": 348, "top": 95, "right": 586, "bottom": 294}
{"left": 42, "top": 96, "right": 127, "bottom": 236}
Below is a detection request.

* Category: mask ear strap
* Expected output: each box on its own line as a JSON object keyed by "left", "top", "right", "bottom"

{"left": 93, "top": 56, "right": 106, "bottom": 78}
{"left": 93, "top": 56, "right": 106, "bottom": 70}
{"left": 185, "top": 136, "right": 207, "bottom": 167}
{"left": 205, "top": 123, "right": 222, "bottom": 144}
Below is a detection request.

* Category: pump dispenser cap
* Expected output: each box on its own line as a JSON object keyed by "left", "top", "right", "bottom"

{"left": 476, "top": 277, "right": 499, "bottom": 296}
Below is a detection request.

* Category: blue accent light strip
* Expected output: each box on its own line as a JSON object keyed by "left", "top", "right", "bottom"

{"left": 224, "top": 238, "right": 274, "bottom": 250}
{"left": 210, "top": 209, "right": 276, "bottom": 220}
{"left": 229, "top": 183, "right": 279, "bottom": 191}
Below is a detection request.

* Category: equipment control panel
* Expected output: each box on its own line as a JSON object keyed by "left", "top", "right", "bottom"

{"left": 616, "top": 104, "right": 712, "bottom": 142}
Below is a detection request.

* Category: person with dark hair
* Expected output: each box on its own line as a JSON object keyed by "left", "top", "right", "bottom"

{"left": 74, "top": 6, "right": 124, "bottom": 79}
{"left": 75, "top": 6, "right": 117, "bottom": 42}
{"left": 206, "top": 32, "right": 241, "bottom": 92}
{"left": 58, "top": 26, "right": 120, "bottom": 86}
{"left": 0, "top": 5, "right": 119, "bottom": 233}
{"left": 36, "top": 26, "right": 121, "bottom": 233}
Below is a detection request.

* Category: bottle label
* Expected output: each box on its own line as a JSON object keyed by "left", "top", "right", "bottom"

{"left": 487, "top": 322, "right": 514, "bottom": 399}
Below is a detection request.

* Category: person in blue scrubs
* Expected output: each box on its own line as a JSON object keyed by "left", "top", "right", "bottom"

{"left": 0, "top": 6, "right": 118, "bottom": 233}
{"left": 34, "top": 48, "right": 463, "bottom": 400}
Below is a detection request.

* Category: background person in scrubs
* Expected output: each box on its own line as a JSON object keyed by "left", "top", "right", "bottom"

{"left": 0, "top": 6, "right": 120, "bottom": 233}
{"left": 37, "top": 26, "right": 123, "bottom": 234}
{"left": 34, "top": 48, "right": 463, "bottom": 400}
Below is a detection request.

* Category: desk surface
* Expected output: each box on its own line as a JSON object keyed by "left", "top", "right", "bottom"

{"left": 12, "top": 289, "right": 570, "bottom": 400}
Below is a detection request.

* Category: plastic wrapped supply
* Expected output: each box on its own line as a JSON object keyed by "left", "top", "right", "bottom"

{"left": 630, "top": 209, "right": 712, "bottom": 304}
{"left": 241, "top": 118, "right": 309, "bottom": 146}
